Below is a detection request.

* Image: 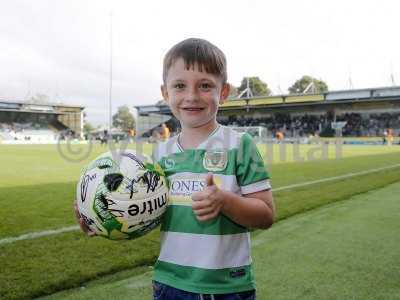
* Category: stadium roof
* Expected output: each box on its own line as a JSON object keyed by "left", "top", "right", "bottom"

{"left": 135, "top": 85, "right": 400, "bottom": 116}
{"left": 0, "top": 99, "right": 84, "bottom": 109}
{"left": 0, "top": 99, "right": 85, "bottom": 115}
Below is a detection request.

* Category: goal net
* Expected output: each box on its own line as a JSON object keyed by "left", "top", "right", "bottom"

{"left": 229, "top": 126, "right": 268, "bottom": 142}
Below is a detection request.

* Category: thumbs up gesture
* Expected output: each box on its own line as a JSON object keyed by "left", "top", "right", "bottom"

{"left": 192, "top": 173, "right": 224, "bottom": 222}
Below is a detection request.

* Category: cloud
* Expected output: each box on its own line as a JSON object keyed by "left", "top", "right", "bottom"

{"left": 1, "top": 0, "right": 399, "bottom": 125}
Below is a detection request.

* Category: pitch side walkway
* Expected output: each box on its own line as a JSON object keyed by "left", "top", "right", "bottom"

{"left": 40, "top": 181, "right": 400, "bottom": 300}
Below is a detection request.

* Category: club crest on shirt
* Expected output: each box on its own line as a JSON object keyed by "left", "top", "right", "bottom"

{"left": 203, "top": 150, "right": 228, "bottom": 172}
{"left": 164, "top": 158, "right": 175, "bottom": 170}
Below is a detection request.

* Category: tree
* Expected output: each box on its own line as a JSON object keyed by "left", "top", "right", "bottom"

{"left": 228, "top": 84, "right": 238, "bottom": 98}
{"left": 288, "top": 75, "right": 328, "bottom": 94}
{"left": 112, "top": 105, "right": 135, "bottom": 131}
{"left": 237, "top": 77, "right": 271, "bottom": 97}
{"left": 83, "top": 122, "right": 95, "bottom": 134}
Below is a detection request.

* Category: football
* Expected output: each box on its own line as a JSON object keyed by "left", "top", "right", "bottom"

{"left": 76, "top": 149, "right": 168, "bottom": 240}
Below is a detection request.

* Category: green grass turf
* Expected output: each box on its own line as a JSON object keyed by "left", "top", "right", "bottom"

{"left": 253, "top": 181, "right": 400, "bottom": 299}
{"left": 38, "top": 181, "right": 400, "bottom": 300}
{"left": 0, "top": 143, "right": 154, "bottom": 188}
{"left": 1, "top": 144, "right": 400, "bottom": 237}
{"left": 257, "top": 142, "right": 400, "bottom": 164}
{"left": 1, "top": 143, "right": 399, "bottom": 189}
{"left": 1, "top": 143, "right": 400, "bottom": 299}
{"left": 321, "top": 136, "right": 400, "bottom": 143}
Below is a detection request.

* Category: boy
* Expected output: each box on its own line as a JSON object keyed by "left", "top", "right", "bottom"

{"left": 151, "top": 38, "right": 275, "bottom": 299}
{"left": 75, "top": 38, "right": 275, "bottom": 299}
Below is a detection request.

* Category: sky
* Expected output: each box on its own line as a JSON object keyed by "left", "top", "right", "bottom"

{"left": 1, "top": 0, "right": 399, "bottom": 126}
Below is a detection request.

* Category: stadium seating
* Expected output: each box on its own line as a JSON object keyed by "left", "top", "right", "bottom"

{"left": 218, "top": 112, "right": 400, "bottom": 138}
{"left": 0, "top": 122, "right": 58, "bottom": 142}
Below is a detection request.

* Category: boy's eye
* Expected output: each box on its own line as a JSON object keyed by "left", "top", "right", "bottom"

{"left": 200, "top": 83, "right": 213, "bottom": 90}
{"left": 174, "top": 83, "right": 185, "bottom": 89}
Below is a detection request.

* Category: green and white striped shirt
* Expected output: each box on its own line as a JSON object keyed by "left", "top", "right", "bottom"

{"left": 152, "top": 125, "right": 270, "bottom": 294}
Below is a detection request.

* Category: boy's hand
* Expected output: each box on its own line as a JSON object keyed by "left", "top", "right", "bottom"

{"left": 191, "top": 173, "right": 224, "bottom": 222}
{"left": 73, "top": 200, "right": 96, "bottom": 237}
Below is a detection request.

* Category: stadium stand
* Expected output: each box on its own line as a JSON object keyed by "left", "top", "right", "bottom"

{"left": 135, "top": 85, "right": 400, "bottom": 140}
{"left": 0, "top": 100, "right": 84, "bottom": 144}
{"left": 219, "top": 112, "right": 400, "bottom": 138}
{"left": 219, "top": 113, "right": 327, "bottom": 137}
{"left": 0, "top": 122, "right": 57, "bottom": 142}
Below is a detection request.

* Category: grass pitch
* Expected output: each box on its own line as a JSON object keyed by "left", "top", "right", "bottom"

{"left": 40, "top": 181, "right": 400, "bottom": 300}
{"left": 1, "top": 142, "right": 400, "bottom": 299}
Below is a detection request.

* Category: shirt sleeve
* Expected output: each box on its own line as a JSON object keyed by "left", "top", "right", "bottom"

{"left": 236, "top": 133, "right": 271, "bottom": 195}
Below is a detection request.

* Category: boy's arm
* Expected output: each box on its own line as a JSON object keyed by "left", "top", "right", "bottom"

{"left": 192, "top": 173, "right": 275, "bottom": 229}
{"left": 221, "top": 189, "right": 275, "bottom": 229}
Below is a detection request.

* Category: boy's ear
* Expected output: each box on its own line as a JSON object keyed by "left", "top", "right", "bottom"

{"left": 219, "top": 83, "right": 231, "bottom": 104}
{"left": 161, "top": 85, "right": 169, "bottom": 103}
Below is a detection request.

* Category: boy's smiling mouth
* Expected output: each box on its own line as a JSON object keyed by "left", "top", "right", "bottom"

{"left": 181, "top": 107, "right": 205, "bottom": 111}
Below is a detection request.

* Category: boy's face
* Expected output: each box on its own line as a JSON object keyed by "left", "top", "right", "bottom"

{"left": 161, "top": 58, "right": 230, "bottom": 129}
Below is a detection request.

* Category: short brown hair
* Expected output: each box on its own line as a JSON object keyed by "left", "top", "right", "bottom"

{"left": 163, "top": 38, "right": 227, "bottom": 84}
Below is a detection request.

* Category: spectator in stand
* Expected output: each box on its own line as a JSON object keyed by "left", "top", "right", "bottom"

{"left": 160, "top": 123, "right": 170, "bottom": 140}
{"left": 276, "top": 131, "right": 284, "bottom": 143}
{"left": 383, "top": 129, "right": 388, "bottom": 145}
{"left": 101, "top": 130, "right": 108, "bottom": 145}
{"left": 387, "top": 128, "right": 394, "bottom": 146}
{"left": 128, "top": 128, "right": 135, "bottom": 143}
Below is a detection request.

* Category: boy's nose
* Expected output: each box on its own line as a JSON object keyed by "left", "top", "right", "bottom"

{"left": 184, "top": 87, "right": 199, "bottom": 102}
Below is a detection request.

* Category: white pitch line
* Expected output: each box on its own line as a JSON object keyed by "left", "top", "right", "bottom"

{"left": 1, "top": 163, "right": 400, "bottom": 246}
{"left": 273, "top": 163, "right": 400, "bottom": 192}
{"left": 0, "top": 225, "right": 79, "bottom": 245}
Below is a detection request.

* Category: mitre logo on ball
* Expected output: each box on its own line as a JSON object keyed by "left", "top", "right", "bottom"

{"left": 76, "top": 149, "right": 169, "bottom": 240}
